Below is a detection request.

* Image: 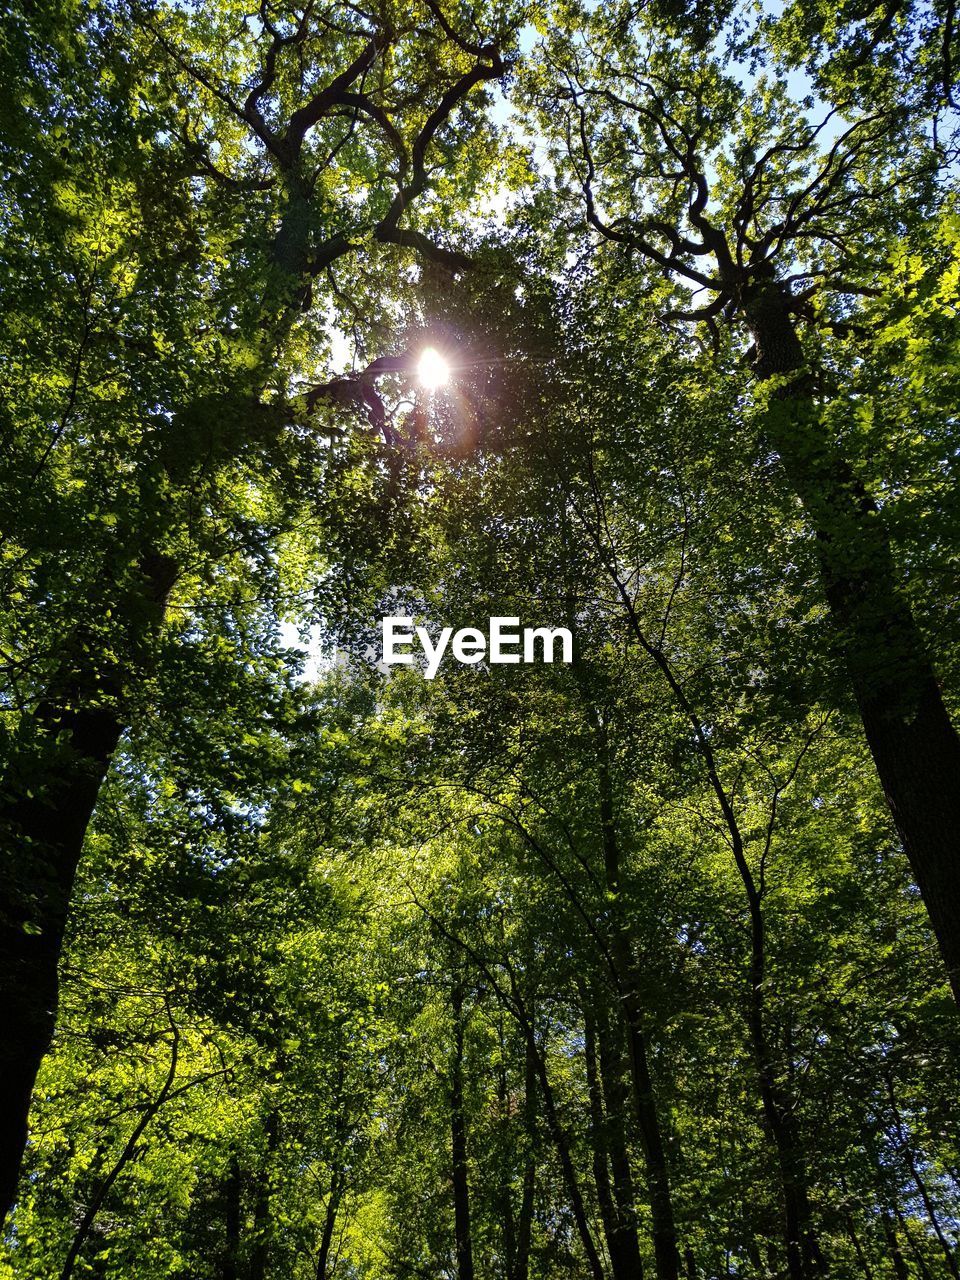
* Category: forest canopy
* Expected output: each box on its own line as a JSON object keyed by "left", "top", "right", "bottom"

{"left": 2, "top": 0, "right": 960, "bottom": 1278}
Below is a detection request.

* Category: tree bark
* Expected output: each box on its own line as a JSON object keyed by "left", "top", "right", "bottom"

{"left": 597, "top": 750, "right": 679, "bottom": 1280}
{"left": 582, "top": 981, "right": 645, "bottom": 1280}
{"left": 249, "top": 1111, "right": 280, "bottom": 1280}
{"left": 596, "top": 1000, "right": 645, "bottom": 1280}
{"left": 451, "top": 982, "right": 476, "bottom": 1280}
{"left": 224, "top": 1156, "right": 242, "bottom": 1280}
{"left": 880, "top": 1208, "right": 910, "bottom": 1280}
{"left": 0, "top": 694, "right": 122, "bottom": 1226}
{"left": 512, "top": 1028, "right": 537, "bottom": 1280}
{"left": 583, "top": 990, "right": 624, "bottom": 1273}
{"left": 315, "top": 1171, "right": 343, "bottom": 1280}
{"left": 0, "top": 556, "right": 176, "bottom": 1225}
{"left": 743, "top": 277, "right": 960, "bottom": 1003}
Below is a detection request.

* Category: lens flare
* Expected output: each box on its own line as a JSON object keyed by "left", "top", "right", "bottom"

{"left": 417, "top": 346, "right": 450, "bottom": 390}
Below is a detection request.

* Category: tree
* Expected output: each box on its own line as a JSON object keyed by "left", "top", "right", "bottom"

{"left": 524, "top": 0, "right": 960, "bottom": 1002}
{"left": 0, "top": 0, "right": 515, "bottom": 1220}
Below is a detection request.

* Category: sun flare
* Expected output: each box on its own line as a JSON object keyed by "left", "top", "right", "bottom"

{"left": 417, "top": 346, "right": 450, "bottom": 390}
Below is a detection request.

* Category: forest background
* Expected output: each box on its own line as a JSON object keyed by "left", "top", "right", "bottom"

{"left": 2, "top": 0, "right": 960, "bottom": 1277}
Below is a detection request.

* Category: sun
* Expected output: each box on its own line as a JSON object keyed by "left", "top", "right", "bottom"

{"left": 417, "top": 346, "right": 450, "bottom": 390}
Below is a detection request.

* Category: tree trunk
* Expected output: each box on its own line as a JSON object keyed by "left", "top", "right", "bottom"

{"left": 512, "top": 1028, "right": 537, "bottom": 1280}
{"left": 597, "top": 751, "right": 679, "bottom": 1280}
{"left": 451, "top": 982, "right": 475, "bottom": 1280}
{"left": 583, "top": 990, "right": 624, "bottom": 1274}
{"left": 596, "top": 1001, "right": 645, "bottom": 1280}
{"left": 893, "top": 1202, "right": 934, "bottom": 1280}
{"left": 880, "top": 1208, "right": 910, "bottom": 1280}
{"left": 582, "top": 982, "right": 645, "bottom": 1280}
{"left": 0, "top": 692, "right": 122, "bottom": 1225}
{"left": 315, "top": 1171, "right": 343, "bottom": 1280}
{"left": 249, "top": 1111, "right": 280, "bottom": 1280}
{"left": 0, "top": 555, "right": 175, "bottom": 1225}
{"left": 513, "top": 990, "right": 606, "bottom": 1280}
{"left": 743, "top": 278, "right": 960, "bottom": 1003}
{"left": 500, "top": 1008, "right": 537, "bottom": 1280}
{"left": 735, "top": 847, "right": 822, "bottom": 1280}
{"left": 843, "top": 1212, "right": 874, "bottom": 1280}
{"left": 224, "top": 1156, "right": 242, "bottom": 1280}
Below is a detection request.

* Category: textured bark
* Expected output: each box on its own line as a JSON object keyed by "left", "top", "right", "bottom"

{"left": 0, "top": 556, "right": 175, "bottom": 1225}
{"left": 0, "top": 692, "right": 122, "bottom": 1225}
{"left": 743, "top": 278, "right": 960, "bottom": 1003}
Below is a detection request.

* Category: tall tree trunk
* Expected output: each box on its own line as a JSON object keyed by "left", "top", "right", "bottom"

{"left": 451, "top": 982, "right": 475, "bottom": 1280}
{"left": 583, "top": 989, "right": 623, "bottom": 1273}
{"left": 224, "top": 1156, "right": 242, "bottom": 1280}
{"left": 500, "top": 1008, "right": 537, "bottom": 1280}
{"left": 249, "top": 1111, "right": 279, "bottom": 1280}
{"left": 0, "top": 692, "right": 122, "bottom": 1226}
{"left": 509, "top": 983, "right": 605, "bottom": 1280}
{"left": 420, "top": 907, "right": 604, "bottom": 1280}
{"left": 315, "top": 1170, "right": 343, "bottom": 1280}
{"left": 512, "top": 1028, "right": 537, "bottom": 1280}
{"left": 880, "top": 1208, "right": 910, "bottom": 1280}
{"left": 596, "top": 998, "right": 645, "bottom": 1280}
{"left": 843, "top": 1213, "right": 874, "bottom": 1280}
{"left": 893, "top": 1202, "right": 934, "bottom": 1280}
{"left": 597, "top": 749, "right": 679, "bottom": 1280}
{"left": 582, "top": 981, "right": 644, "bottom": 1280}
{"left": 743, "top": 278, "right": 960, "bottom": 1003}
{"left": 532, "top": 1035, "right": 606, "bottom": 1280}
{"left": 497, "top": 1028, "right": 518, "bottom": 1278}
{"left": 595, "top": 667, "right": 823, "bottom": 1278}
{"left": 740, "top": 881, "right": 822, "bottom": 1280}
{"left": 0, "top": 556, "right": 176, "bottom": 1225}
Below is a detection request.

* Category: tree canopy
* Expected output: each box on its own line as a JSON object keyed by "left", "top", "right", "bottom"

{"left": 2, "top": 1, "right": 960, "bottom": 1278}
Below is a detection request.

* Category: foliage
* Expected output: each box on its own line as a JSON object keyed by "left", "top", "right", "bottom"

{"left": 3, "top": 1, "right": 960, "bottom": 1278}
